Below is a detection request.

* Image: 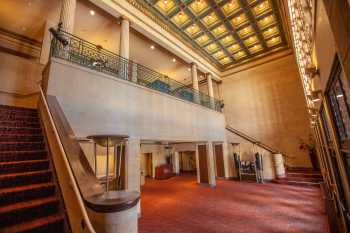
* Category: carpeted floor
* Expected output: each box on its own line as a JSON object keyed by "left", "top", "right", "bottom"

{"left": 139, "top": 174, "right": 329, "bottom": 233}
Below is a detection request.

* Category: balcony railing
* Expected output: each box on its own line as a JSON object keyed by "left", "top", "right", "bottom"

{"left": 50, "top": 30, "right": 223, "bottom": 112}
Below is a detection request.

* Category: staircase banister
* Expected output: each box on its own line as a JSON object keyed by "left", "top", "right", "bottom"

{"left": 226, "top": 125, "right": 280, "bottom": 154}
{"left": 38, "top": 87, "right": 96, "bottom": 233}
{"left": 39, "top": 87, "right": 140, "bottom": 232}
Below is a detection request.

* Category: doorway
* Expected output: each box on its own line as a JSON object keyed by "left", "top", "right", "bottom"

{"left": 180, "top": 151, "right": 197, "bottom": 174}
{"left": 141, "top": 153, "right": 153, "bottom": 185}
{"left": 198, "top": 144, "right": 209, "bottom": 184}
{"left": 214, "top": 144, "right": 225, "bottom": 178}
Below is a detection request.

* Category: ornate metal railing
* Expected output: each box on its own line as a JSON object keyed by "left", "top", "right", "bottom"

{"left": 50, "top": 30, "right": 223, "bottom": 112}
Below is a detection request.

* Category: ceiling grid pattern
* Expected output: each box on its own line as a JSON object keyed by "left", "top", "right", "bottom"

{"left": 135, "top": 0, "right": 288, "bottom": 70}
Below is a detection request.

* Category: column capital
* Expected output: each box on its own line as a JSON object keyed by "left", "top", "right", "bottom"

{"left": 190, "top": 62, "right": 197, "bottom": 67}
{"left": 121, "top": 15, "right": 130, "bottom": 21}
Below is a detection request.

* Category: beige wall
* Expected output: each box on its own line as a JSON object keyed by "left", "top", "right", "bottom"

{"left": 313, "top": 0, "right": 337, "bottom": 92}
{"left": 222, "top": 55, "right": 312, "bottom": 168}
{"left": 0, "top": 51, "right": 43, "bottom": 108}
{"left": 46, "top": 58, "right": 226, "bottom": 142}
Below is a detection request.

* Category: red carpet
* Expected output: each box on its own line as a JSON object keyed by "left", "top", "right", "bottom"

{"left": 139, "top": 174, "right": 329, "bottom": 233}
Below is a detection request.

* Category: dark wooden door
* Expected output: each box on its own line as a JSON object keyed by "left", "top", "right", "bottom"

{"left": 115, "top": 145, "right": 126, "bottom": 190}
{"left": 198, "top": 145, "right": 209, "bottom": 184}
{"left": 215, "top": 144, "right": 225, "bottom": 178}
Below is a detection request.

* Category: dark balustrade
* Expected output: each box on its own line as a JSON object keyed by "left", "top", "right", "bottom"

{"left": 50, "top": 30, "right": 223, "bottom": 112}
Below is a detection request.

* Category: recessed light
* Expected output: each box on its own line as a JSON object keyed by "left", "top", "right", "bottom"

{"left": 89, "top": 10, "right": 95, "bottom": 16}
{"left": 150, "top": 45, "right": 155, "bottom": 50}
{"left": 172, "top": 58, "right": 176, "bottom": 62}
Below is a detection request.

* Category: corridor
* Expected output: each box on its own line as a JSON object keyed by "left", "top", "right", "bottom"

{"left": 139, "top": 175, "right": 329, "bottom": 233}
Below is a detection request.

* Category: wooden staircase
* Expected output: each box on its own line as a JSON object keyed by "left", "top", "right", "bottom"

{"left": 0, "top": 105, "right": 70, "bottom": 233}
{"left": 272, "top": 167, "right": 323, "bottom": 187}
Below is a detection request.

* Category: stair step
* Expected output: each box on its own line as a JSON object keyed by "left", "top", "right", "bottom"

{"left": 0, "top": 182, "right": 56, "bottom": 206}
{"left": 0, "top": 196, "right": 60, "bottom": 228}
{"left": 0, "top": 115, "right": 39, "bottom": 122}
{"left": 0, "top": 170, "right": 52, "bottom": 189}
{"left": 0, "top": 141, "right": 45, "bottom": 151}
{"left": 0, "top": 159, "right": 50, "bottom": 174}
{"left": 0, "top": 121, "right": 41, "bottom": 128}
{"left": 0, "top": 109, "right": 38, "bottom": 117}
{"left": 0, "top": 127, "right": 42, "bottom": 135}
{"left": 0, "top": 150, "right": 47, "bottom": 162}
{"left": 0, "top": 105, "right": 37, "bottom": 113}
{"left": 287, "top": 172, "right": 322, "bottom": 178}
{"left": 272, "top": 179, "right": 321, "bottom": 187}
{"left": 0, "top": 214, "right": 65, "bottom": 233}
{"left": 0, "top": 134, "right": 43, "bottom": 143}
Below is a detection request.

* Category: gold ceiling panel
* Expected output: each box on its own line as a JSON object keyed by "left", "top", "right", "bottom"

{"left": 262, "top": 26, "right": 279, "bottom": 39}
{"left": 227, "top": 43, "right": 241, "bottom": 54}
{"left": 189, "top": 0, "right": 209, "bottom": 16}
{"left": 196, "top": 34, "right": 211, "bottom": 46}
{"left": 211, "top": 25, "right": 228, "bottom": 38}
{"left": 155, "top": 0, "right": 176, "bottom": 15}
{"left": 244, "top": 35, "right": 259, "bottom": 46}
{"left": 205, "top": 43, "right": 220, "bottom": 54}
{"left": 143, "top": 0, "right": 287, "bottom": 70}
{"left": 249, "top": 44, "right": 263, "bottom": 54}
{"left": 252, "top": 0, "right": 272, "bottom": 17}
{"left": 247, "top": 0, "right": 258, "bottom": 4}
{"left": 231, "top": 13, "right": 248, "bottom": 28}
{"left": 221, "top": 0, "right": 241, "bottom": 17}
{"left": 201, "top": 12, "right": 220, "bottom": 27}
{"left": 220, "top": 35, "right": 235, "bottom": 47}
{"left": 257, "top": 14, "right": 276, "bottom": 29}
{"left": 213, "top": 50, "right": 226, "bottom": 60}
{"left": 237, "top": 25, "right": 255, "bottom": 38}
{"left": 171, "top": 11, "right": 190, "bottom": 27}
{"left": 266, "top": 36, "right": 282, "bottom": 47}
{"left": 219, "top": 57, "right": 232, "bottom": 65}
{"left": 233, "top": 51, "right": 247, "bottom": 60}
{"left": 185, "top": 23, "right": 201, "bottom": 37}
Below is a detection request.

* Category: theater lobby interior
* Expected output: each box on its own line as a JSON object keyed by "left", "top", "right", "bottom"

{"left": 0, "top": 0, "right": 350, "bottom": 232}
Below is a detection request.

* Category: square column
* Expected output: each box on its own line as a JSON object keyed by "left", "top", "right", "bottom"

{"left": 207, "top": 142, "right": 216, "bottom": 187}
{"left": 173, "top": 151, "right": 180, "bottom": 175}
{"left": 125, "top": 137, "right": 140, "bottom": 192}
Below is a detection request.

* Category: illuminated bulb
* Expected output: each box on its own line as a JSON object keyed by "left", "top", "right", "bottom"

{"left": 163, "top": 0, "right": 168, "bottom": 4}
{"left": 89, "top": 10, "right": 95, "bottom": 16}
{"left": 150, "top": 45, "right": 155, "bottom": 50}
{"left": 172, "top": 58, "right": 176, "bottom": 62}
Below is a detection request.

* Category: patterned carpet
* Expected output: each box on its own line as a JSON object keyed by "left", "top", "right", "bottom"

{"left": 139, "top": 174, "right": 329, "bottom": 233}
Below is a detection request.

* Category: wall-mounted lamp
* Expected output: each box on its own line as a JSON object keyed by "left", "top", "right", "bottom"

{"left": 308, "top": 107, "right": 318, "bottom": 117}
{"left": 305, "top": 66, "right": 320, "bottom": 78}
{"left": 307, "top": 90, "right": 322, "bottom": 102}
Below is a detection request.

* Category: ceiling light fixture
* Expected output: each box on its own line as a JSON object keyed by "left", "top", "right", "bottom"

{"left": 150, "top": 45, "right": 155, "bottom": 50}
{"left": 89, "top": 10, "right": 95, "bottom": 16}
{"left": 172, "top": 58, "right": 176, "bottom": 62}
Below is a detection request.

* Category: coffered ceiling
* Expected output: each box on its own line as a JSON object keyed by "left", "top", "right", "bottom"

{"left": 133, "top": 0, "right": 289, "bottom": 71}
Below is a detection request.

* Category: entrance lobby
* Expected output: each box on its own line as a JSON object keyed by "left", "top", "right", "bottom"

{"left": 139, "top": 175, "right": 329, "bottom": 233}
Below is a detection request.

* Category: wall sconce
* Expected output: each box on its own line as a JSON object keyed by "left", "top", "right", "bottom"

{"left": 308, "top": 107, "right": 318, "bottom": 117}
{"left": 305, "top": 66, "right": 320, "bottom": 78}
{"left": 307, "top": 90, "right": 322, "bottom": 102}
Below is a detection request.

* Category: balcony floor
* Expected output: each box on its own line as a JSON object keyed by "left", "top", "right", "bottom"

{"left": 139, "top": 174, "right": 329, "bottom": 233}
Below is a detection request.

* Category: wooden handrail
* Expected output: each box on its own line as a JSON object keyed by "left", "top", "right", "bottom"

{"left": 225, "top": 125, "right": 280, "bottom": 154}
